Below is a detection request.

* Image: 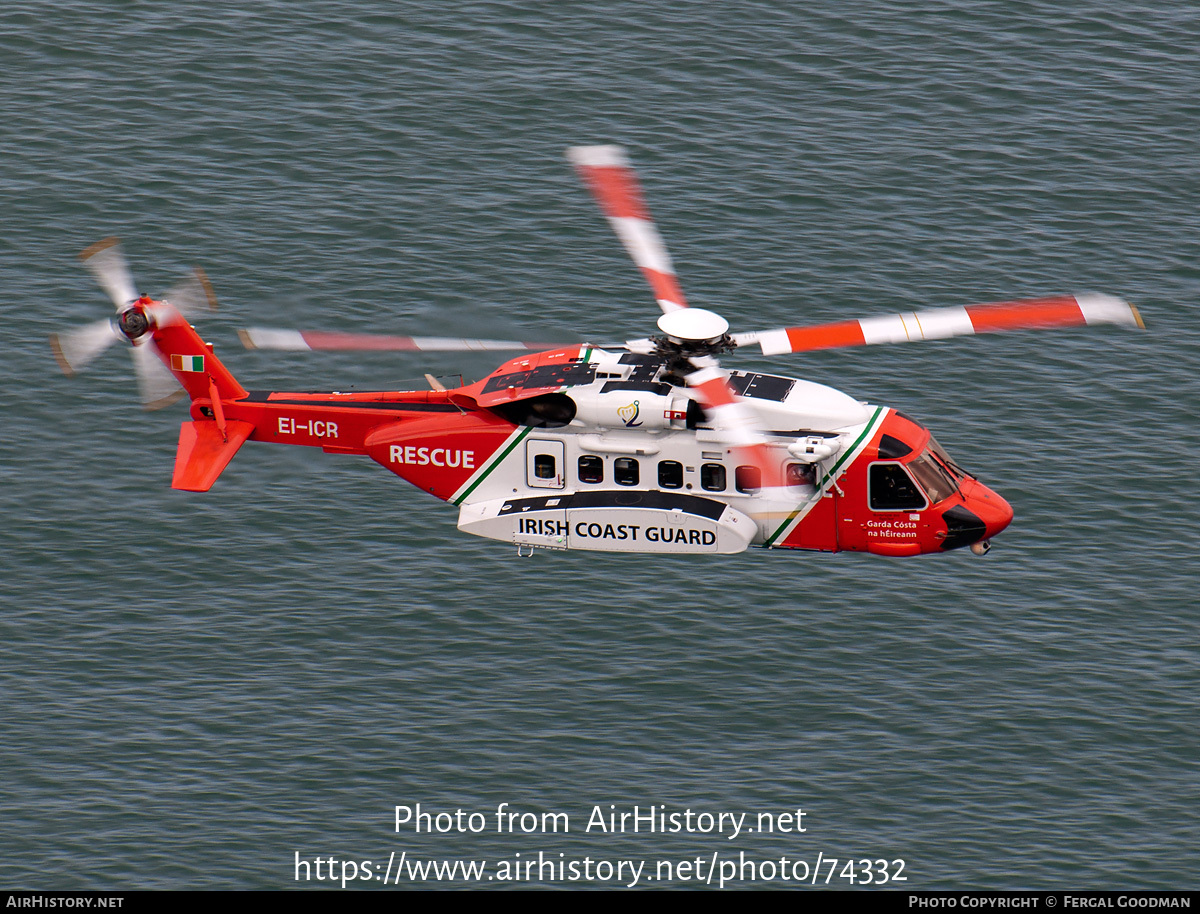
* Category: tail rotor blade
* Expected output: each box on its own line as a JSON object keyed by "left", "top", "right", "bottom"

{"left": 130, "top": 340, "right": 186, "bottom": 410}
{"left": 567, "top": 145, "right": 689, "bottom": 314}
{"left": 49, "top": 318, "right": 121, "bottom": 375}
{"left": 79, "top": 237, "right": 138, "bottom": 311}
{"left": 163, "top": 267, "right": 218, "bottom": 319}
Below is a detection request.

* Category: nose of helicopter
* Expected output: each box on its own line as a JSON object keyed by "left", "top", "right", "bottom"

{"left": 964, "top": 479, "right": 1014, "bottom": 541}
{"left": 937, "top": 478, "right": 1013, "bottom": 553}
{"left": 955, "top": 477, "right": 1012, "bottom": 549}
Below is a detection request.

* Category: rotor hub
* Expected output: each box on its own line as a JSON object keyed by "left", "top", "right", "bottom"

{"left": 652, "top": 308, "right": 735, "bottom": 377}
{"left": 656, "top": 308, "right": 729, "bottom": 343}
{"left": 117, "top": 306, "right": 151, "bottom": 341}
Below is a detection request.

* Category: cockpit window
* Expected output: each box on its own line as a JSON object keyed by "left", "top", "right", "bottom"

{"left": 907, "top": 450, "right": 957, "bottom": 505}
{"left": 869, "top": 463, "right": 928, "bottom": 511}
{"left": 927, "top": 436, "right": 969, "bottom": 480}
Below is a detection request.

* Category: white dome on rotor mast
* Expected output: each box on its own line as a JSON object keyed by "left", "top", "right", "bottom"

{"left": 657, "top": 308, "right": 729, "bottom": 343}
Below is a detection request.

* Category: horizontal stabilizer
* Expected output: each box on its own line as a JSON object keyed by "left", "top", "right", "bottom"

{"left": 172, "top": 419, "right": 254, "bottom": 492}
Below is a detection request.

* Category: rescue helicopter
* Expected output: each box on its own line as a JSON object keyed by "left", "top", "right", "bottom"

{"left": 51, "top": 146, "right": 1144, "bottom": 558}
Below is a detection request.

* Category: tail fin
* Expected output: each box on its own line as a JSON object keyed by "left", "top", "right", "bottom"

{"left": 151, "top": 306, "right": 254, "bottom": 491}
{"left": 151, "top": 307, "right": 247, "bottom": 403}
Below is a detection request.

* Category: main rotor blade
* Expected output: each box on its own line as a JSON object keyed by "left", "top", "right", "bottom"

{"left": 131, "top": 340, "right": 186, "bottom": 410}
{"left": 79, "top": 237, "right": 138, "bottom": 310}
{"left": 49, "top": 318, "right": 121, "bottom": 375}
{"left": 734, "top": 293, "right": 1144, "bottom": 356}
{"left": 686, "top": 357, "right": 785, "bottom": 490}
{"left": 567, "top": 145, "right": 689, "bottom": 314}
{"left": 237, "top": 328, "right": 577, "bottom": 352}
{"left": 163, "top": 267, "right": 218, "bottom": 319}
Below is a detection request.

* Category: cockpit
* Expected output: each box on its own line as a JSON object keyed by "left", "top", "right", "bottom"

{"left": 869, "top": 426, "right": 970, "bottom": 511}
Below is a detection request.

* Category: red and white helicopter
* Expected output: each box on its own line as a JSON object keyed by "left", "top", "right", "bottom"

{"left": 52, "top": 146, "right": 1143, "bottom": 558}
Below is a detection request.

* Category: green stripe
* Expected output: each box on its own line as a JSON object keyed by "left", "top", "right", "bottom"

{"left": 763, "top": 406, "right": 885, "bottom": 547}
{"left": 451, "top": 426, "right": 534, "bottom": 506}
{"left": 582, "top": 347, "right": 593, "bottom": 364}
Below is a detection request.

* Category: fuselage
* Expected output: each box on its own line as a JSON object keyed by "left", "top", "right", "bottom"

{"left": 190, "top": 339, "right": 1012, "bottom": 557}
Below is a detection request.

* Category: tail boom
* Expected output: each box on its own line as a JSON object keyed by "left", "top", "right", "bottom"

{"left": 151, "top": 311, "right": 481, "bottom": 491}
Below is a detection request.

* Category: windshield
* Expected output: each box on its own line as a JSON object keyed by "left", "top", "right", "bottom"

{"left": 927, "top": 436, "right": 970, "bottom": 481}
{"left": 907, "top": 448, "right": 958, "bottom": 505}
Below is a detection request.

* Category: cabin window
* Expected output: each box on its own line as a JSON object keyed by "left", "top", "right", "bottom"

{"left": 614, "top": 458, "right": 639, "bottom": 486}
{"left": 658, "top": 460, "right": 683, "bottom": 489}
{"left": 786, "top": 462, "right": 815, "bottom": 488}
{"left": 701, "top": 463, "right": 726, "bottom": 492}
{"left": 533, "top": 454, "right": 556, "bottom": 480}
{"left": 869, "top": 462, "right": 928, "bottom": 511}
{"left": 578, "top": 455, "right": 603, "bottom": 484}
{"left": 735, "top": 465, "right": 761, "bottom": 493}
{"left": 526, "top": 440, "right": 565, "bottom": 489}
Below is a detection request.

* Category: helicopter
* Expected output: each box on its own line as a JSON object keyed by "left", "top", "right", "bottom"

{"left": 51, "top": 146, "right": 1143, "bottom": 558}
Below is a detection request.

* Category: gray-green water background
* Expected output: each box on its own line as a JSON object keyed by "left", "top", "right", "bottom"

{"left": 2, "top": 0, "right": 1197, "bottom": 890}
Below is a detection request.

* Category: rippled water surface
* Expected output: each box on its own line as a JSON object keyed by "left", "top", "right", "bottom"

{"left": 2, "top": 0, "right": 1198, "bottom": 890}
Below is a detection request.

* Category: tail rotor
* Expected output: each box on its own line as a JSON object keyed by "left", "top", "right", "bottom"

{"left": 50, "top": 238, "right": 216, "bottom": 409}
